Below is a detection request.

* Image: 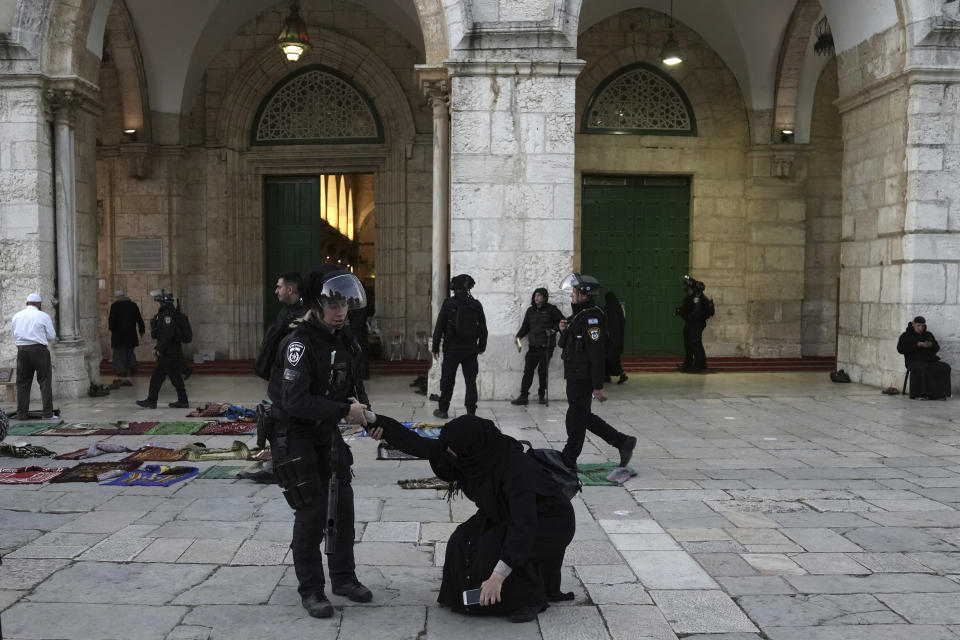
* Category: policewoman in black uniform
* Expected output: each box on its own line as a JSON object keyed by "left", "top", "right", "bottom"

{"left": 557, "top": 273, "right": 636, "bottom": 469}
{"left": 273, "top": 264, "right": 373, "bottom": 618}
{"left": 136, "top": 290, "right": 190, "bottom": 409}
{"left": 432, "top": 273, "right": 488, "bottom": 419}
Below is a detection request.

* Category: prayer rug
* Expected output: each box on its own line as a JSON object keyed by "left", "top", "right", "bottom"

{"left": 6, "top": 422, "right": 61, "bottom": 436}
{"left": 398, "top": 477, "right": 449, "bottom": 490}
{"left": 195, "top": 421, "right": 257, "bottom": 436}
{"left": 101, "top": 464, "right": 199, "bottom": 487}
{"left": 36, "top": 424, "right": 105, "bottom": 436}
{"left": 178, "top": 440, "right": 249, "bottom": 462}
{"left": 121, "top": 446, "right": 187, "bottom": 463}
{"left": 194, "top": 464, "right": 247, "bottom": 479}
{"left": 0, "top": 466, "right": 67, "bottom": 484}
{"left": 0, "top": 444, "right": 56, "bottom": 458}
{"left": 95, "top": 421, "right": 156, "bottom": 436}
{"left": 144, "top": 421, "right": 205, "bottom": 436}
{"left": 54, "top": 442, "right": 134, "bottom": 460}
{"left": 376, "top": 443, "right": 424, "bottom": 461}
{"left": 187, "top": 402, "right": 229, "bottom": 417}
{"left": 49, "top": 461, "right": 141, "bottom": 483}
{"left": 577, "top": 463, "right": 637, "bottom": 486}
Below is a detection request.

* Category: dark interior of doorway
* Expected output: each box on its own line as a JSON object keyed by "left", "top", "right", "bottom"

{"left": 263, "top": 174, "right": 375, "bottom": 329}
{"left": 581, "top": 175, "right": 690, "bottom": 357}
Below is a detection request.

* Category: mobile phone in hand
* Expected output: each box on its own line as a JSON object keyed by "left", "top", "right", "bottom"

{"left": 462, "top": 588, "right": 482, "bottom": 606}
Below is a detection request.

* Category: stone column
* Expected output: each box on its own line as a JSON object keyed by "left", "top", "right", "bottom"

{"left": 419, "top": 69, "right": 451, "bottom": 332}
{"left": 446, "top": 60, "right": 582, "bottom": 401}
{"left": 46, "top": 88, "right": 89, "bottom": 398}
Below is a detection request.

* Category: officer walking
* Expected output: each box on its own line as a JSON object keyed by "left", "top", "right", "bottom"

{"left": 136, "top": 290, "right": 191, "bottom": 409}
{"left": 675, "top": 275, "right": 712, "bottom": 373}
{"left": 273, "top": 264, "right": 373, "bottom": 618}
{"left": 511, "top": 287, "right": 563, "bottom": 405}
{"left": 557, "top": 273, "right": 636, "bottom": 469}
{"left": 431, "top": 274, "right": 487, "bottom": 419}
{"left": 11, "top": 293, "right": 56, "bottom": 420}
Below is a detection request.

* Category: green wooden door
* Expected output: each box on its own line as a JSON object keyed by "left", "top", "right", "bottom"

{"left": 581, "top": 176, "right": 690, "bottom": 356}
{"left": 263, "top": 176, "right": 324, "bottom": 328}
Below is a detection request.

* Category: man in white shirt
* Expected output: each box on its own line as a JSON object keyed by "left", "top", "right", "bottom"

{"left": 11, "top": 293, "right": 57, "bottom": 420}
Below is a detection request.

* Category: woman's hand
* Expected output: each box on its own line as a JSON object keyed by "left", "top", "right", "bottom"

{"left": 368, "top": 426, "right": 385, "bottom": 441}
{"left": 479, "top": 571, "right": 505, "bottom": 606}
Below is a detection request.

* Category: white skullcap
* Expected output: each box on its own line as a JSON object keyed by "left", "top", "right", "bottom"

{"left": 26, "top": 293, "right": 42, "bottom": 303}
{"left": 114, "top": 290, "right": 125, "bottom": 297}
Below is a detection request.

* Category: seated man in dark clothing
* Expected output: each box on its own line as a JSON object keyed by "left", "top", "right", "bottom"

{"left": 897, "top": 315, "right": 952, "bottom": 400}
{"left": 368, "top": 414, "right": 575, "bottom": 624}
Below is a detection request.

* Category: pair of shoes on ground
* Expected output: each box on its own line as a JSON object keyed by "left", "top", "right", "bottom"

{"left": 136, "top": 399, "right": 189, "bottom": 409}
{"left": 301, "top": 579, "right": 373, "bottom": 618}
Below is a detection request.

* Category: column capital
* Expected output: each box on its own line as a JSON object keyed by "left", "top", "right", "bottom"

{"left": 416, "top": 65, "right": 450, "bottom": 110}
{"left": 44, "top": 88, "right": 79, "bottom": 124}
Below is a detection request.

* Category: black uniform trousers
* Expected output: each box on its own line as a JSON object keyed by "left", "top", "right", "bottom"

{"left": 285, "top": 428, "right": 357, "bottom": 598}
{"left": 562, "top": 377, "right": 629, "bottom": 464}
{"left": 16, "top": 344, "right": 53, "bottom": 419}
{"left": 682, "top": 321, "right": 707, "bottom": 371}
{"left": 519, "top": 347, "right": 552, "bottom": 398}
{"left": 438, "top": 349, "right": 478, "bottom": 414}
{"left": 146, "top": 351, "right": 188, "bottom": 403}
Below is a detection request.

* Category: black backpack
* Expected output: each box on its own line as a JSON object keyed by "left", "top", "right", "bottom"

{"left": 448, "top": 300, "right": 481, "bottom": 344}
{"left": 518, "top": 440, "right": 582, "bottom": 501}
{"left": 254, "top": 320, "right": 298, "bottom": 381}
{"left": 704, "top": 296, "right": 715, "bottom": 319}
{"left": 176, "top": 311, "right": 193, "bottom": 344}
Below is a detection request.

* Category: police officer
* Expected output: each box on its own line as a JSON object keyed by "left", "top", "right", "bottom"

{"left": 557, "top": 273, "right": 636, "bottom": 469}
{"left": 274, "top": 264, "right": 372, "bottom": 618}
{"left": 511, "top": 287, "right": 563, "bottom": 405}
{"left": 675, "top": 275, "right": 710, "bottom": 373}
{"left": 136, "top": 290, "right": 189, "bottom": 409}
{"left": 431, "top": 274, "right": 487, "bottom": 419}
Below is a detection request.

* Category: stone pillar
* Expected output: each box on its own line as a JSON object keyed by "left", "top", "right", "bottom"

{"left": 446, "top": 60, "right": 582, "bottom": 401}
{"left": 46, "top": 88, "right": 89, "bottom": 398}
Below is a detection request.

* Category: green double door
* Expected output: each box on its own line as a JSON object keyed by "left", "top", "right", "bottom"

{"left": 263, "top": 176, "right": 324, "bottom": 328}
{"left": 581, "top": 176, "right": 690, "bottom": 356}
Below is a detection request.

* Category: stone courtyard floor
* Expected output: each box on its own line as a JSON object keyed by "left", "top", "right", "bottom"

{"left": 1, "top": 371, "right": 960, "bottom": 639}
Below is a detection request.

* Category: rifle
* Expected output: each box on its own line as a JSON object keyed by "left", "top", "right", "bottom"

{"left": 542, "top": 328, "right": 551, "bottom": 407}
{"left": 325, "top": 427, "right": 339, "bottom": 555}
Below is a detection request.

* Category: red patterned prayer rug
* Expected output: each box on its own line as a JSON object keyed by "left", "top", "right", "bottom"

{"left": 195, "top": 421, "right": 257, "bottom": 435}
{"left": 120, "top": 446, "right": 187, "bottom": 463}
{"left": 0, "top": 466, "right": 67, "bottom": 484}
{"left": 50, "top": 462, "right": 142, "bottom": 483}
{"left": 94, "top": 422, "right": 156, "bottom": 436}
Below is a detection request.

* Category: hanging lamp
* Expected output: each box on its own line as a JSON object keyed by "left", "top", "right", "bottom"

{"left": 277, "top": 0, "right": 311, "bottom": 62}
{"left": 660, "top": 0, "right": 683, "bottom": 66}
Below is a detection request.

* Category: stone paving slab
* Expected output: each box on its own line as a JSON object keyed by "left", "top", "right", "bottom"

{"left": 1, "top": 602, "right": 188, "bottom": 639}
{"left": 651, "top": 589, "right": 758, "bottom": 634}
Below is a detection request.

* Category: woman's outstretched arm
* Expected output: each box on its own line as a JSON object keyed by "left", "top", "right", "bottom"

{"left": 368, "top": 414, "right": 444, "bottom": 459}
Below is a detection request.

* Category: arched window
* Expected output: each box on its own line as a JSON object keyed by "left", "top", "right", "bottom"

{"left": 252, "top": 65, "right": 384, "bottom": 145}
{"left": 582, "top": 63, "right": 696, "bottom": 136}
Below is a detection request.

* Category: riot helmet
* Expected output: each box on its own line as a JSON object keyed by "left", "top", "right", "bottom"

{"left": 682, "top": 275, "right": 705, "bottom": 293}
{"left": 560, "top": 272, "right": 602, "bottom": 296}
{"left": 304, "top": 265, "right": 367, "bottom": 310}
{"left": 450, "top": 273, "right": 475, "bottom": 292}
{"left": 150, "top": 288, "right": 174, "bottom": 305}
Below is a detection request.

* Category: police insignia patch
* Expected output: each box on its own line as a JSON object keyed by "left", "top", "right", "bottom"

{"left": 164, "top": 316, "right": 172, "bottom": 324}
{"left": 286, "top": 341, "right": 305, "bottom": 366}
{"left": 589, "top": 328, "right": 600, "bottom": 341}
{"left": 587, "top": 318, "right": 599, "bottom": 325}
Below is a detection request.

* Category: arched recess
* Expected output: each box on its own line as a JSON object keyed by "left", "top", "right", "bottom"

{"left": 101, "top": 0, "right": 151, "bottom": 143}
{"left": 772, "top": 0, "right": 823, "bottom": 141}
{"left": 214, "top": 34, "right": 417, "bottom": 357}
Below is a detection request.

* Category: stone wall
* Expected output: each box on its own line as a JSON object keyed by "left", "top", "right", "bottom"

{"left": 802, "top": 59, "right": 842, "bottom": 357}
{"left": 575, "top": 9, "right": 750, "bottom": 356}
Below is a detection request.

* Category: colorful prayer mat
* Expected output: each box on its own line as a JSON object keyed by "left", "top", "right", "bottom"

{"left": 121, "top": 446, "right": 187, "bottom": 463}
{"left": 195, "top": 421, "right": 257, "bottom": 435}
{"left": 6, "top": 422, "right": 61, "bottom": 436}
{"left": 398, "top": 477, "right": 449, "bottom": 490}
{"left": 0, "top": 466, "right": 67, "bottom": 484}
{"left": 49, "top": 461, "right": 142, "bottom": 483}
{"left": 577, "top": 463, "right": 636, "bottom": 486}
{"left": 178, "top": 440, "right": 249, "bottom": 462}
{"left": 144, "top": 421, "right": 205, "bottom": 436}
{"left": 376, "top": 443, "right": 424, "bottom": 461}
{"left": 0, "top": 444, "right": 56, "bottom": 458}
{"left": 36, "top": 424, "right": 105, "bottom": 436}
{"left": 194, "top": 464, "right": 247, "bottom": 479}
{"left": 95, "top": 421, "right": 156, "bottom": 436}
{"left": 54, "top": 442, "right": 134, "bottom": 460}
{"left": 101, "top": 464, "right": 199, "bottom": 487}
{"left": 187, "top": 402, "right": 229, "bottom": 417}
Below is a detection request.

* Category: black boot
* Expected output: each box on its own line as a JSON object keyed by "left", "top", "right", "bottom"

{"left": 301, "top": 592, "right": 334, "bottom": 618}
{"left": 510, "top": 394, "right": 529, "bottom": 406}
{"left": 136, "top": 399, "right": 156, "bottom": 409}
{"left": 617, "top": 373, "right": 628, "bottom": 384}
{"left": 618, "top": 436, "right": 637, "bottom": 469}
{"left": 332, "top": 577, "right": 372, "bottom": 603}
{"left": 433, "top": 408, "right": 448, "bottom": 419}
{"left": 168, "top": 400, "right": 189, "bottom": 408}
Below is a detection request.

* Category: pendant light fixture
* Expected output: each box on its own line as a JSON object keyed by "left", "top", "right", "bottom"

{"left": 660, "top": 0, "right": 683, "bottom": 66}
{"left": 277, "top": 0, "right": 311, "bottom": 62}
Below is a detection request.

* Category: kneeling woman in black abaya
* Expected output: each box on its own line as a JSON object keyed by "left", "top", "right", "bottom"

{"left": 368, "top": 414, "right": 576, "bottom": 623}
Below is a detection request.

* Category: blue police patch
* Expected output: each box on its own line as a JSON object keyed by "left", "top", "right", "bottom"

{"left": 587, "top": 318, "right": 599, "bottom": 325}
{"left": 589, "top": 328, "right": 600, "bottom": 341}
{"left": 286, "top": 341, "right": 305, "bottom": 366}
